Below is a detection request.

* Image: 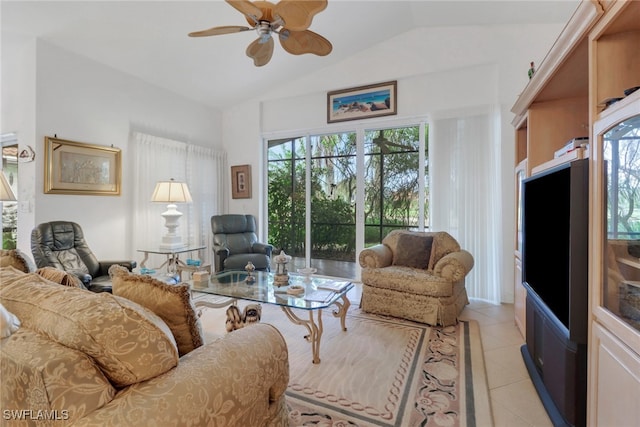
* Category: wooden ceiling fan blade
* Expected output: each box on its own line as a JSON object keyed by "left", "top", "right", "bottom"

{"left": 280, "top": 29, "right": 332, "bottom": 56}
{"left": 274, "top": 0, "right": 327, "bottom": 31}
{"left": 226, "top": 0, "right": 264, "bottom": 24}
{"left": 246, "top": 36, "right": 274, "bottom": 66}
{"left": 188, "top": 25, "right": 251, "bottom": 37}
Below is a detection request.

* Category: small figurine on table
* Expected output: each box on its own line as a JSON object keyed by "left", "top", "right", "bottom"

{"left": 245, "top": 261, "right": 256, "bottom": 283}
{"left": 528, "top": 61, "right": 536, "bottom": 79}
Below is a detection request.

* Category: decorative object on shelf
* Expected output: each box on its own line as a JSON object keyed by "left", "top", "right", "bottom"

{"left": 327, "top": 80, "right": 397, "bottom": 123}
{"left": 297, "top": 267, "right": 317, "bottom": 283}
{"left": 245, "top": 261, "right": 256, "bottom": 283}
{"left": 151, "top": 178, "right": 193, "bottom": 250}
{"left": 0, "top": 171, "right": 16, "bottom": 201}
{"left": 44, "top": 136, "right": 121, "bottom": 195}
{"left": 231, "top": 164, "right": 252, "bottom": 199}
{"left": 18, "top": 145, "right": 35, "bottom": 163}
{"left": 225, "top": 304, "right": 262, "bottom": 332}
{"left": 528, "top": 61, "right": 535, "bottom": 79}
{"left": 273, "top": 250, "right": 292, "bottom": 286}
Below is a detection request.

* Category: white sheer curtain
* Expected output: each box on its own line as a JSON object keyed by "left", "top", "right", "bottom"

{"left": 185, "top": 143, "right": 227, "bottom": 265}
{"left": 430, "top": 107, "right": 502, "bottom": 303}
{"left": 130, "top": 131, "right": 226, "bottom": 267}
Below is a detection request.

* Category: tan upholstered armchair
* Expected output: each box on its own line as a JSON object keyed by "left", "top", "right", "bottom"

{"left": 359, "top": 230, "right": 474, "bottom": 326}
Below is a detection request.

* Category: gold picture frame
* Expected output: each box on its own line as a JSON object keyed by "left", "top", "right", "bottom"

{"left": 44, "top": 136, "right": 121, "bottom": 195}
{"left": 327, "top": 80, "right": 397, "bottom": 123}
{"left": 231, "top": 164, "right": 252, "bottom": 199}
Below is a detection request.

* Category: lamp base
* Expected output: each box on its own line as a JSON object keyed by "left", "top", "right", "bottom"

{"left": 159, "top": 235, "right": 187, "bottom": 250}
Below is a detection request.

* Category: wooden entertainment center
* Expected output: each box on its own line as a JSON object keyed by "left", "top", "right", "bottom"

{"left": 511, "top": 0, "right": 640, "bottom": 425}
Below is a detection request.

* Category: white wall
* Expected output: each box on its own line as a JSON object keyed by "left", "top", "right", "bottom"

{"left": 3, "top": 38, "right": 222, "bottom": 260}
{"left": 222, "top": 23, "right": 564, "bottom": 302}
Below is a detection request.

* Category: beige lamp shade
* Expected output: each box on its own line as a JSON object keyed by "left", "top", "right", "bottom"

{"left": 0, "top": 171, "right": 16, "bottom": 201}
{"left": 151, "top": 179, "right": 192, "bottom": 250}
{"left": 151, "top": 179, "right": 193, "bottom": 203}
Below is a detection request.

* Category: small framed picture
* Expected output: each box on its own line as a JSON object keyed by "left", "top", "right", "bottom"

{"left": 231, "top": 164, "right": 251, "bottom": 199}
{"left": 327, "top": 80, "right": 397, "bottom": 123}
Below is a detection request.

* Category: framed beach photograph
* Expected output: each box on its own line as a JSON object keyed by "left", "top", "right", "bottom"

{"left": 231, "top": 164, "right": 252, "bottom": 199}
{"left": 44, "top": 136, "right": 121, "bottom": 195}
{"left": 327, "top": 80, "right": 397, "bottom": 123}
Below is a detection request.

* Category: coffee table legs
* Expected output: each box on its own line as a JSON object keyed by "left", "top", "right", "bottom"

{"left": 280, "top": 294, "right": 350, "bottom": 364}
{"left": 194, "top": 294, "right": 351, "bottom": 364}
{"left": 280, "top": 306, "right": 324, "bottom": 364}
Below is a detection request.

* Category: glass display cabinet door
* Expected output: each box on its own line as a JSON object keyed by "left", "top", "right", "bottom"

{"left": 602, "top": 114, "right": 640, "bottom": 331}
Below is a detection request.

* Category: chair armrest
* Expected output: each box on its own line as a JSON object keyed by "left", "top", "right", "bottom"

{"left": 252, "top": 242, "right": 273, "bottom": 257}
{"left": 72, "top": 323, "right": 289, "bottom": 426}
{"left": 97, "top": 261, "right": 137, "bottom": 276}
{"left": 213, "top": 245, "right": 229, "bottom": 257}
{"left": 433, "top": 250, "right": 474, "bottom": 282}
{"left": 66, "top": 268, "right": 92, "bottom": 286}
{"left": 359, "top": 244, "right": 393, "bottom": 268}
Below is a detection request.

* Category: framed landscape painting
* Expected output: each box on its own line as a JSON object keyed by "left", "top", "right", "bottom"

{"left": 44, "top": 136, "right": 121, "bottom": 195}
{"left": 327, "top": 80, "right": 397, "bottom": 123}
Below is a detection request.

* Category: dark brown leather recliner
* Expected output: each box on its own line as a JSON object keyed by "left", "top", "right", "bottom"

{"left": 30, "top": 221, "right": 136, "bottom": 293}
{"left": 211, "top": 214, "right": 273, "bottom": 272}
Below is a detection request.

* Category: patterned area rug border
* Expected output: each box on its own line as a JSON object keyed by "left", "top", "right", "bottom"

{"left": 284, "top": 312, "right": 492, "bottom": 427}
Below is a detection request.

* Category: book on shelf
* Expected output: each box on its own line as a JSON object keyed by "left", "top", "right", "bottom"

{"left": 316, "top": 281, "right": 351, "bottom": 293}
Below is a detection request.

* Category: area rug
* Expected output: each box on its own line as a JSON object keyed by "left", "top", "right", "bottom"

{"left": 194, "top": 293, "right": 493, "bottom": 427}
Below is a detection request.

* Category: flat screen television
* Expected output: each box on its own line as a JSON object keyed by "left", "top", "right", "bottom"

{"left": 522, "top": 158, "right": 589, "bottom": 344}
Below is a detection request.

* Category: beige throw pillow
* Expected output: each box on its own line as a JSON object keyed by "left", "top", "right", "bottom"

{"left": 0, "top": 273, "right": 179, "bottom": 387}
{"left": 0, "top": 249, "right": 36, "bottom": 273}
{"left": 112, "top": 270, "right": 204, "bottom": 356}
{"left": 36, "top": 266, "right": 85, "bottom": 289}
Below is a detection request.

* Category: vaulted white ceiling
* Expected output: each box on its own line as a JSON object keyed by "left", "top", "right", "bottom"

{"left": 1, "top": 0, "right": 580, "bottom": 110}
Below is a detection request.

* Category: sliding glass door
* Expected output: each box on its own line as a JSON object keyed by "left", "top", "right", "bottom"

{"left": 267, "top": 123, "right": 428, "bottom": 279}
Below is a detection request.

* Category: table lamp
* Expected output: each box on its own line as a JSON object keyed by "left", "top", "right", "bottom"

{"left": 0, "top": 171, "right": 16, "bottom": 201}
{"left": 151, "top": 178, "right": 192, "bottom": 249}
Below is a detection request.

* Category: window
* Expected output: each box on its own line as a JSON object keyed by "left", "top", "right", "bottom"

{"left": 2, "top": 133, "right": 18, "bottom": 249}
{"left": 267, "top": 123, "right": 428, "bottom": 277}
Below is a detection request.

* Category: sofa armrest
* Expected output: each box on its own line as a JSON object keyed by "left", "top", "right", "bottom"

{"left": 72, "top": 323, "right": 289, "bottom": 426}
{"left": 253, "top": 242, "right": 273, "bottom": 257}
{"left": 433, "top": 250, "right": 474, "bottom": 282}
{"left": 359, "top": 244, "right": 393, "bottom": 268}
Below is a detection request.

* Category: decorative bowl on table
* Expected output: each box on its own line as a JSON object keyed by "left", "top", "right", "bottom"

{"left": 286, "top": 285, "right": 305, "bottom": 295}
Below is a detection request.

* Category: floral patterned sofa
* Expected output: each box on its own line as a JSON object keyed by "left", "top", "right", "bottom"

{"left": 0, "top": 266, "right": 289, "bottom": 426}
{"left": 359, "top": 230, "right": 474, "bottom": 326}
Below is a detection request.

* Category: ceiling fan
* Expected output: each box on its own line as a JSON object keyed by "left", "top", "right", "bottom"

{"left": 188, "top": 0, "right": 333, "bottom": 67}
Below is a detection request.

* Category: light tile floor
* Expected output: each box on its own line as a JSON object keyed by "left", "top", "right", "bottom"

{"left": 460, "top": 299, "right": 553, "bottom": 427}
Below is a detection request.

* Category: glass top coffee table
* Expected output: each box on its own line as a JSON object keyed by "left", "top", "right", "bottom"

{"left": 190, "top": 270, "right": 353, "bottom": 364}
